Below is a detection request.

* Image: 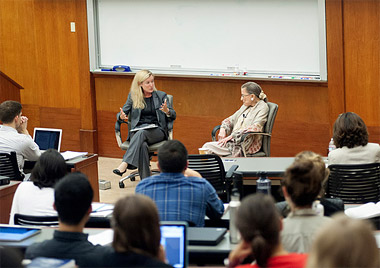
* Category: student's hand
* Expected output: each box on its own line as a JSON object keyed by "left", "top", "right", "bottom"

{"left": 228, "top": 241, "right": 252, "bottom": 268}
{"left": 159, "top": 99, "right": 169, "bottom": 114}
{"left": 184, "top": 168, "right": 202, "bottom": 178}
{"left": 217, "top": 135, "right": 232, "bottom": 147}
{"left": 119, "top": 108, "right": 128, "bottom": 120}
{"left": 17, "top": 116, "right": 29, "bottom": 135}
{"left": 218, "top": 128, "right": 227, "bottom": 140}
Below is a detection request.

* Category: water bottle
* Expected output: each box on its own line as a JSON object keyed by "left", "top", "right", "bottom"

{"left": 312, "top": 200, "right": 324, "bottom": 216}
{"left": 328, "top": 138, "right": 336, "bottom": 153}
{"left": 229, "top": 188, "right": 241, "bottom": 244}
{"left": 256, "top": 172, "right": 271, "bottom": 195}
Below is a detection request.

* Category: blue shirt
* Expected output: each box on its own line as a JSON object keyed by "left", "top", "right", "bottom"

{"left": 135, "top": 172, "right": 224, "bottom": 227}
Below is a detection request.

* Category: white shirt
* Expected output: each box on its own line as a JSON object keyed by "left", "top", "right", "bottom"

{"left": 9, "top": 181, "right": 57, "bottom": 224}
{"left": 0, "top": 125, "right": 41, "bottom": 171}
{"left": 328, "top": 143, "right": 380, "bottom": 165}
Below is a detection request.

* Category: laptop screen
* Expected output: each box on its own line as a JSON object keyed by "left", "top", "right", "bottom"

{"left": 33, "top": 128, "right": 62, "bottom": 152}
{"left": 160, "top": 221, "right": 188, "bottom": 268}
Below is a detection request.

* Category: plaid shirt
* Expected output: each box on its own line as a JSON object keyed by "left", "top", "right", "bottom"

{"left": 135, "top": 172, "right": 224, "bottom": 227}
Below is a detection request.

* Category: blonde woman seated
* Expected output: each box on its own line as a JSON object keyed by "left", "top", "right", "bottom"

{"left": 228, "top": 193, "right": 307, "bottom": 268}
{"left": 99, "top": 194, "right": 171, "bottom": 267}
{"left": 202, "top": 82, "right": 268, "bottom": 157}
{"left": 281, "top": 151, "right": 331, "bottom": 253}
{"left": 307, "top": 214, "right": 380, "bottom": 267}
{"left": 328, "top": 112, "right": 380, "bottom": 165}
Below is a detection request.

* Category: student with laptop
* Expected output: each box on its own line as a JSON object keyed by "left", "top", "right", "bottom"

{"left": 99, "top": 194, "right": 172, "bottom": 267}
{"left": 25, "top": 172, "right": 106, "bottom": 267}
{"left": 9, "top": 149, "right": 67, "bottom": 224}
{"left": 0, "top": 100, "right": 41, "bottom": 172}
{"left": 136, "top": 140, "right": 224, "bottom": 227}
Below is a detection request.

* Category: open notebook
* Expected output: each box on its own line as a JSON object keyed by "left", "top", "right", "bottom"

{"left": 33, "top": 127, "right": 62, "bottom": 152}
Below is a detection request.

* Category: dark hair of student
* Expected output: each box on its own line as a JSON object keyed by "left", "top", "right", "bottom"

{"left": 0, "top": 100, "right": 22, "bottom": 123}
{"left": 54, "top": 172, "right": 93, "bottom": 225}
{"left": 111, "top": 194, "right": 161, "bottom": 259}
{"left": 236, "top": 193, "right": 280, "bottom": 268}
{"left": 158, "top": 140, "right": 187, "bottom": 173}
{"left": 333, "top": 112, "right": 368, "bottom": 148}
{"left": 283, "top": 156, "right": 324, "bottom": 207}
{"left": 30, "top": 149, "right": 67, "bottom": 189}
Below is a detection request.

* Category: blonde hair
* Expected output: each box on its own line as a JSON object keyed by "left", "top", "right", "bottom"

{"left": 130, "top": 70, "right": 157, "bottom": 109}
{"left": 307, "top": 214, "right": 380, "bottom": 268}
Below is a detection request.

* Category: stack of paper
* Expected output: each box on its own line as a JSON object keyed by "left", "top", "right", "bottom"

{"left": 345, "top": 202, "right": 380, "bottom": 219}
{"left": 60, "top": 151, "right": 88, "bottom": 160}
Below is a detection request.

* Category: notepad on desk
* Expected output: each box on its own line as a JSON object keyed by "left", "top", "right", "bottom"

{"left": 345, "top": 202, "right": 380, "bottom": 219}
{"left": 60, "top": 151, "right": 88, "bottom": 161}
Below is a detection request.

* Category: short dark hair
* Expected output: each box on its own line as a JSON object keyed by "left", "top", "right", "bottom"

{"left": 111, "top": 194, "right": 161, "bottom": 258}
{"left": 0, "top": 101, "right": 22, "bottom": 123}
{"left": 54, "top": 172, "right": 93, "bottom": 225}
{"left": 158, "top": 140, "right": 187, "bottom": 173}
{"left": 236, "top": 193, "right": 280, "bottom": 268}
{"left": 333, "top": 112, "right": 368, "bottom": 148}
{"left": 31, "top": 149, "right": 67, "bottom": 189}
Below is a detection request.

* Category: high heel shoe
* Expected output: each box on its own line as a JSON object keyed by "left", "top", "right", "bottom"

{"left": 113, "top": 169, "right": 126, "bottom": 176}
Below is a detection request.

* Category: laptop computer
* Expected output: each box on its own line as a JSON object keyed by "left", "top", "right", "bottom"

{"left": 160, "top": 221, "right": 188, "bottom": 268}
{"left": 0, "top": 226, "right": 41, "bottom": 242}
{"left": 187, "top": 227, "right": 227, "bottom": 246}
{"left": 33, "top": 127, "right": 62, "bottom": 152}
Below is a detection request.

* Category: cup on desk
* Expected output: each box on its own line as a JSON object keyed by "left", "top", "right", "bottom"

{"left": 198, "top": 148, "right": 208, "bottom": 155}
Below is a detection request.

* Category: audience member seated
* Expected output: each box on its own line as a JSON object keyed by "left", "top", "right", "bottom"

{"left": 0, "top": 100, "right": 41, "bottom": 173}
{"left": 25, "top": 172, "right": 106, "bottom": 267}
{"left": 201, "top": 82, "right": 269, "bottom": 156}
{"left": 135, "top": 140, "right": 224, "bottom": 227}
{"left": 276, "top": 151, "right": 344, "bottom": 217}
{"left": 228, "top": 193, "right": 307, "bottom": 268}
{"left": 99, "top": 194, "right": 172, "bottom": 267}
{"left": 9, "top": 149, "right": 67, "bottom": 224}
{"left": 307, "top": 214, "right": 380, "bottom": 267}
{"left": 328, "top": 112, "right": 380, "bottom": 165}
{"left": 281, "top": 151, "right": 331, "bottom": 253}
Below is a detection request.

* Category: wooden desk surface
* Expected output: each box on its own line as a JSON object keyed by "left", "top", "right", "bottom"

{"left": 0, "top": 181, "right": 21, "bottom": 224}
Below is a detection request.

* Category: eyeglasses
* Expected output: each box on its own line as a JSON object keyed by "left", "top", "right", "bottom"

{"left": 241, "top": 94, "right": 251, "bottom": 98}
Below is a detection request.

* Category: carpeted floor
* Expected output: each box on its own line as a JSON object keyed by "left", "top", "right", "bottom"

{"left": 98, "top": 157, "right": 158, "bottom": 204}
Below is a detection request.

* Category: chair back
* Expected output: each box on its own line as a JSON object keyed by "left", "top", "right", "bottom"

{"left": 259, "top": 102, "right": 278, "bottom": 157}
{"left": 326, "top": 163, "right": 380, "bottom": 204}
{"left": 0, "top": 152, "right": 24, "bottom": 181}
{"left": 187, "top": 154, "right": 228, "bottom": 202}
{"left": 14, "top": 214, "right": 59, "bottom": 227}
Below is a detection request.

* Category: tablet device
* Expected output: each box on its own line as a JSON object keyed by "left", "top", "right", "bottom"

{"left": 0, "top": 226, "right": 41, "bottom": 242}
{"left": 33, "top": 127, "right": 62, "bottom": 152}
{"left": 160, "top": 221, "right": 188, "bottom": 268}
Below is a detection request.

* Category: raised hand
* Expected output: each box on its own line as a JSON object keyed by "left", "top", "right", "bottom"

{"left": 159, "top": 99, "right": 169, "bottom": 114}
{"left": 119, "top": 108, "right": 128, "bottom": 120}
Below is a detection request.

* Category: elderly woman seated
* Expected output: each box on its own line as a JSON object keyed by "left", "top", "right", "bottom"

{"left": 201, "top": 81, "right": 268, "bottom": 157}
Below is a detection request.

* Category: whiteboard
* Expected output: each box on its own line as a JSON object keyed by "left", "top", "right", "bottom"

{"left": 89, "top": 0, "right": 327, "bottom": 80}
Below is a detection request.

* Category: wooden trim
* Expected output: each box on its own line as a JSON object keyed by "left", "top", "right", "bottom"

{"left": 0, "top": 70, "right": 23, "bottom": 89}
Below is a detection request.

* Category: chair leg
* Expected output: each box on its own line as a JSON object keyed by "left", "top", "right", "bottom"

{"left": 118, "top": 171, "right": 139, "bottom": 188}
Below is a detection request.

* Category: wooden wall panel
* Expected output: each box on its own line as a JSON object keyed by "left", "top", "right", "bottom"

{"left": 343, "top": 0, "right": 380, "bottom": 126}
{"left": 0, "top": 71, "right": 22, "bottom": 103}
{"left": 95, "top": 75, "right": 330, "bottom": 157}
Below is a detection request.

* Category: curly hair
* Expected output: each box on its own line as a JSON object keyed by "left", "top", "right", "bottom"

{"left": 333, "top": 112, "right": 368, "bottom": 148}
